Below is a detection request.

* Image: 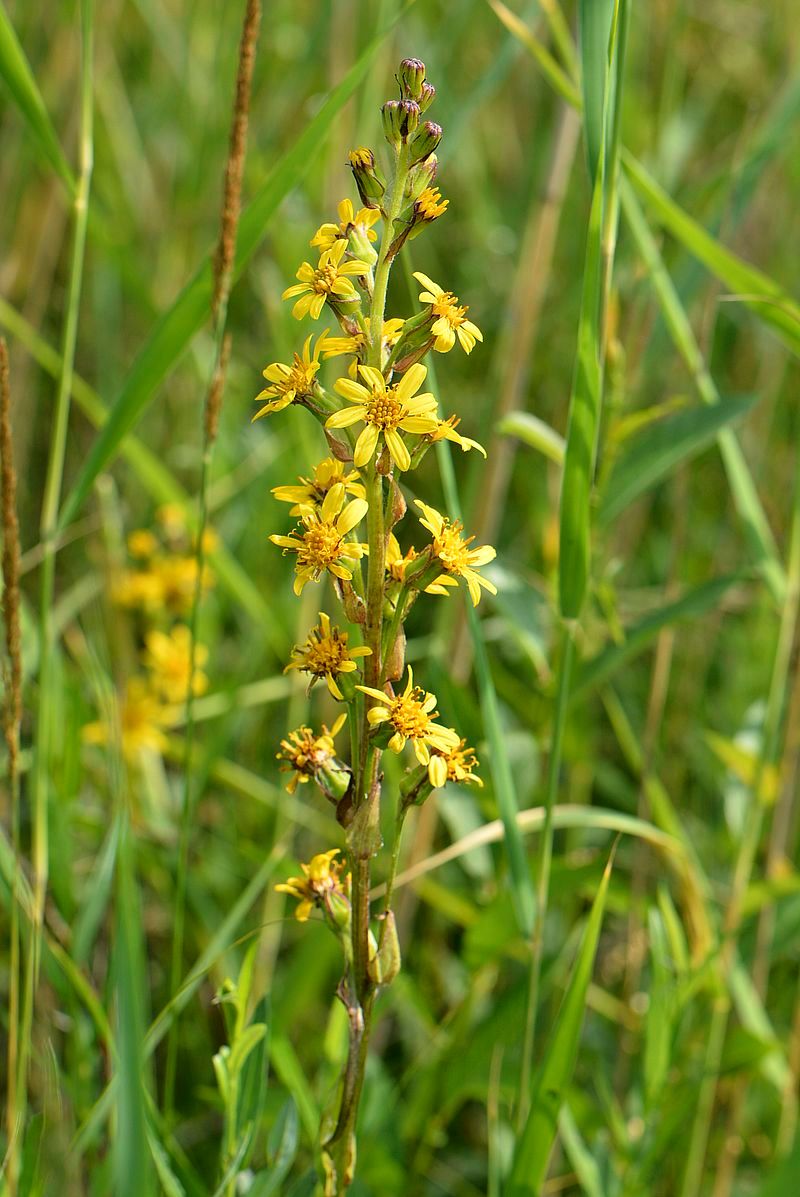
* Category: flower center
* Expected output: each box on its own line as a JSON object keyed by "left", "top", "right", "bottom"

{"left": 432, "top": 293, "right": 467, "bottom": 327}
{"left": 299, "top": 520, "right": 343, "bottom": 570}
{"left": 365, "top": 387, "right": 404, "bottom": 430}
{"left": 389, "top": 689, "right": 436, "bottom": 739}
{"left": 305, "top": 636, "right": 347, "bottom": 674}
{"left": 313, "top": 264, "right": 340, "bottom": 294}
{"left": 434, "top": 522, "right": 473, "bottom": 573}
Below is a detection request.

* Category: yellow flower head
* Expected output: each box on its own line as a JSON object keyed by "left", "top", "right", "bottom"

{"left": 127, "top": 529, "right": 158, "bottom": 558}
{"left": 326, "top": 363, "right": 439, "bottom": 472}
{"left": 415, "top": 500, "right": 497, "bottom": 606}
{"left": 82, "top": 679, "right": 168, "bottom": 762}
{"left": 269, "top": 482, "right": 368, "bottom": 595}
{"left": 285, "top": 612, "right": 371, "bottom": 699}
{"left": 143, "top": 625, "right": 209, "bottom": 704}
{"left": 427, "top": 737, "right": 483, "bottom": 789}
{"left": 357, "top": 667, "right": 459, "bottom": 766}
{"left": 271, "top": 457, "right": 365, "bottom": 518}
{"left": 415, "top": 186, "right": 449, "bottom": 223}
{"left": 385, "top": 532, "right": 420, "bottom": 585}
{"left": 322, "top": 317, "right": 405, "bottom": 378}
{"left": 253, "top": 332, "right": 328, "bottom": 421}
{"left": 275, "top": 848, "right": 350, "bottom": 922}
{"left": 276, "top": 713, "right": 347, "bottom": 794}
{"left": 282, "top": 240, "right": 371, "bottom": 321}
{"left": 413, "top": 271, "right": 483, "bottom": 354}
{"left": 310, "top": 198, "right": 380, "bottom": 253}
{"left": 428, "top": 414, "right": 486, "bottom": 457}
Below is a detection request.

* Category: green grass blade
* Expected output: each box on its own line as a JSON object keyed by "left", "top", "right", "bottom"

{"left": 619, "top": 179, "right": 786, "bottom": 602}
{"left": 578, "top": 0, "right": 615, "bottom": 181}
{"left": 623, "top": 150, "right": 800, "bottom": 357}
{"left": 507, "top": 847, "right": 615, "bottom": 1195}
{"left": 486, "top": 0, "right": 581, "bottom": 108}
{"left": 572, "top": 574, "right": 742, "bottom": 701}
{"left": 0, "top": 2, "right": 75, "bottom": 190}
{"left": 58, "top": 12, "right": 405, "bottom": 529}
{"left": 558, "top": 1103, "right": 605, "bottom": 1197}
{"left": 498, "top": 412, "right": 565, "bottom": 465}
{"left": 599, "top": 393, "right": 757, "bottom": 523}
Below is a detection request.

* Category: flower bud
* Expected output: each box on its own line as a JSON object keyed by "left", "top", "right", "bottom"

{"left": 324, "top": 889, "right": 352, "bottom": 935}
{"left": 399, "top": 57, "right": 426, "bottom": 100}
{"left": 398, "top": 99, "right": 420, "bottom": 138}
{"left": 408, "top": 121, "right": 442, "bottom": 167}
{"left": 382, "top": 100, "right": 403, "bottom": 147}
{"left": 376, "top": 911, "right": 401, "bottom": 986}
{"left": 348, "top": 147, "right": 385, "bottom": 209}
{"left": 418, "top": 81, "right": 436, "bottom": 113}
{"left": 318, "top": 756, "right": 353, "bottom": 802}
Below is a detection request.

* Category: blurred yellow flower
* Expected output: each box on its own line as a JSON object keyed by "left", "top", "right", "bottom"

{"left": 276, "top": 713, "right": 347, "bottom": 794}
{"left": 357, "top": 667, "right": 459, "bottom": 766}
{"left": 269, "top": 483, "right": 368, "bottom": 595}
{"left": 275, "top": 848, "right": 349, "bottom": 922}
{"left": 127, "top": 529, "right": 158, "bottom": 558}
{"left": 326, "top": 363, "right": 439, "bottom": 472}
{"left": 415, "top": 500, "right": 497, "bottom": 606}
{"left": 427, "top": 737, "right": 482, "bottom": 789}
{"left": 282, "top": 240, "right": 370, "bottom": 320}
{"left": 413, "top": 271, "right": 483, "bottom": 353}
{"left": 143, "top": 625, "right": 209, "bottom": 703}
{"left": 286, "top": 612, "right": 371, "bottom": 699}
{"left": 82, "top": 679, "right": 168, "bottom": 762}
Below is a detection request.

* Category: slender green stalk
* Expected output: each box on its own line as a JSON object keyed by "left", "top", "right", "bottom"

{"left": 23, "top": 0, "right": 93, "bottom": 1156}
{"left": 518, "top": 626, "right": 575, "bottom": 1126}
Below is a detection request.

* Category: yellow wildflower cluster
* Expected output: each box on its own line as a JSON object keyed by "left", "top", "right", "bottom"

{"left": 113, "top": 505, "right": 215, "bottom": 614}
{"left": 260, "top": 58, "right": 489, "bottom": 966}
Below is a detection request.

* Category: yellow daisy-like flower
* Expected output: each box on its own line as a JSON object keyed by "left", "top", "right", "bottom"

{"left": 429, "top": 414, "right": 486, "bottom": 457}
{"left": 285, "top": 612, "right": 371, "bottom": 699}
{"left": 415, "top": 186, "right": 449, "bottom": 223}
{"left": 357, "top": 667, "right": 459, "bottom": 766}
{"left": 275, "top": 848, "right": 349, "bottom": 922}
{"left": 427, "top": 737, "right": 483, "bottom": 789}
{"left": 276, "top": 713, "right": 347, "bottom": 794}
{"left": 143, "top": 625, "right": 209, "bottom": 704}
{"left": 385, "top": 533, "right": 450, "bottom": 596}
{"left": 323, "top": 317, "right": 405, "bottom": 378}
{"left": 253, "top": 332, "right": 328, "bottom": 421}
{"left": 310, "top": 198, "right": 380, "bottom": 253}
{"left": 415, "top": 500, "right": 497, "bottom": 606}
{"left": 413, "top": 271, "right": 483, "bottom": 354}
{"left": 82, "top": 679, "right": 169, "bottom": 762}
{"left": 282, "top": 240, "right": 371, "bottom": 321}
{"left": 272, "top": 457, "right": 365, "bottom": 518}
{"left": 269, "top": 483, "right": 368, "bottom": 595}
{"left": 326, "top": 363, "right": 439, "bottom": 472}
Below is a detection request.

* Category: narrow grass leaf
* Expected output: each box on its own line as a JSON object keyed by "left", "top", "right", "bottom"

{"left": 578, "top": 0, "right": 615, "bottom": 181}
{"left": 498, "top": 412, "right": 565, "bottom": 465}
{"left": 269, "top": 1036, "right": 319, "bottom": 1144}
{"left": 572, "top": 575, "right": 742, "bottom": 701}
{"left": 507, "top": 848, "right": 615, "bottom": 1195}
{"left": 558, "top": 1103, "right": 605, "bottom": 1197}
{"left": 599, "top": 393, "right": 757, "bottom": 523}
{"left": 58, "top": 12, "right": 406, "bottom": 528}
{"left": 0, "top": 3, "right": 75, "bottom": 190}
{"left": 623, "top": 151, "right": 800, "bottom": 357}
{"left": 248, "top": 1098, "right": 300, "bottom": 1196}
{"left": 486, "top": 0, "right": 581, "bottom": 108}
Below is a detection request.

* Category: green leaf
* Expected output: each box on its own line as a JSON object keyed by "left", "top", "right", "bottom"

{"left": 498, "top": 412, "right": 565, "bottom": 465}
{"left": 58, "top": 14, "right": 403, "bottom": 528}
{"left": 578, "top": 0, "right": 615, "bottom": 181}
{"left": 507, "top": 848, "right": 615, "bottom": 1195}
{"left": 247, "top": 1099, "right": 300, "bottom": 1196}
{"left": 572, "top": 574, "right": 742, "bottom": 701}
{"left": 0, "top": 3, "right": 75, "bottom": 190}
{"left": 623, "top": 150, "right": 800, "bottom": 358}
{"left": 599, "top": 393, "right": 757, "bottom": 523}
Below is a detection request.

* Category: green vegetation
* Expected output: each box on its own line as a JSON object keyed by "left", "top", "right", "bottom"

{"left": 1, "top": 1, "right": 799, "bottom": 1194}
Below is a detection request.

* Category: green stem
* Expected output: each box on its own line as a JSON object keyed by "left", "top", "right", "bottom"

{"left": 518, "top": 625, "right": 575, "bottom": 1128}
{"left": 23, "top": 0, "right": 94, "bottom": 1167}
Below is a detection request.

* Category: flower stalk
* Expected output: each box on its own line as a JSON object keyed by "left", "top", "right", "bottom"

{"left": 262, "top": 58, "right": 491, "bottom": 1195}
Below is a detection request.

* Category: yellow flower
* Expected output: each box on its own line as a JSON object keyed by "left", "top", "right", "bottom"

{"left": 428, "top": 414, "right": 486, "bottom": 457}
{"left": 310, "top": 198, "right": 380, "bottom": 253}
{"left": 143, "top": 625, "right": 209, "bottom": 704}
{"left": 82, "top": 679, "right": 168, "bottom": 762}
{"left": 282, "top": 240, "right": 371, "bottom": 320}
{"left": 413, "top": 271, "right": 483, "bottom": 353}
{"left": 253, "top": 332, "right": 328, "bottom": 421}
{"left": 384, "top": 534, "right": 450, "bottom": 596}
{"left": 322, "top": 318, "right": 405, "bottom": 378}
{"left": 357, "top": 667, "right": 459, "bottom": 766}
{"left": 127, "top": 529, "right": 158, "bottom": 558}
{"left": 415, "top": 186, "right": 449, "bottom": 223}
{"left": 326, "top": 363, "right": 439, "bottom": 472}
{"left": 154, "top": 554, "right": 212, "bottom": 613}
{"left": 276, "top": 713, "right": 347, "bottom": 794}
{"left": 275, "top": 849, "right": 349, "bottom": 922}
{"left": 415, "top": 500, "right": 497, "bottom": 606}
{"left": 269, "top": 482, "right": 368, "bottom": 595}
{"left": 285, "top": 612, "right": 371, "bottom": 699}
{"left": 427, "top": 738, "right": 483, "bottom": 789}
{"left": 271, "top": 457, "right": 365, "bottom": 518}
